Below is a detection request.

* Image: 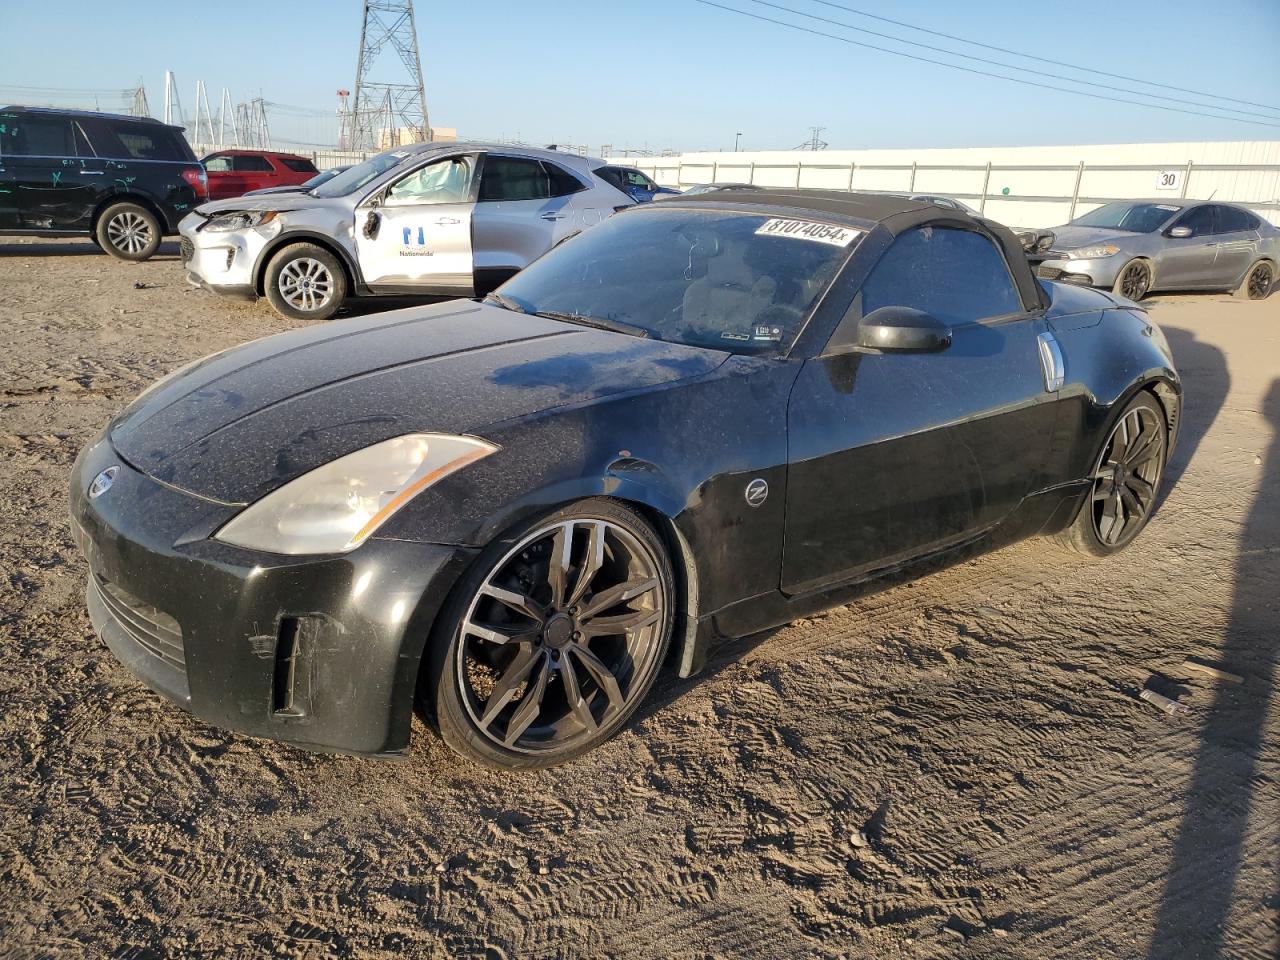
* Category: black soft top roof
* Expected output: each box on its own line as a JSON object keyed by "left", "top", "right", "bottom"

{"left": 657, "top": 188, "right": 1046, "bottom": 312}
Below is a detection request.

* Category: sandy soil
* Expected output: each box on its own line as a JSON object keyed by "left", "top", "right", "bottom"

{"left": 0, "top": 236, "right": 1276, "bottom": 960}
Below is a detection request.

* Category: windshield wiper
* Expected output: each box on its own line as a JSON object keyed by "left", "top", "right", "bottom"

{"left": 533, "top": 311, "right": 650, "bottom": 338}
{"left": 483, "top": 292, "right": 529, "bottom": 314}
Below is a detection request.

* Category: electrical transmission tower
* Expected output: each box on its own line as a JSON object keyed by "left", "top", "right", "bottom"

{"left": 795, "top": 126, "right": 828, "bottom": 151}
{"left": 348, "top": 0, "right": 430, "bottom": 150}
{"left": 127, "top": 81, "right": 151, "bottom": 118}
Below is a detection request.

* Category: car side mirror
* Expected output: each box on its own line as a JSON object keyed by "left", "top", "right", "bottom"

{"left": 856, "top": 306, "right": 952, "bottom": 353}
{"left": 362, "top": 210, "right": 381, "bottom": 240}
{"left": 1168, "top": 225, "right": 1192, "bottom": 239}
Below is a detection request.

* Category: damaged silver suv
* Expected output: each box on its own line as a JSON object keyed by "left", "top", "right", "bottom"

{"left": 179, "top": 142, "right": 632, "bottom": 320}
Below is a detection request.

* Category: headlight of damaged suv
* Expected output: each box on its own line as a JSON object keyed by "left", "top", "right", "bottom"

{"left": 1066, "top": 243, "right": 1121, "bottom": 260}
{"left": 215, "top": 434, "right": 498, "bottom": 555}
{"left": 202, "top": 210, "right": 279, "bottom": 233}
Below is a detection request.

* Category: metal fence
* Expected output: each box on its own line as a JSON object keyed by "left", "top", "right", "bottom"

{"left": 622, "top": 157, "right": 1280, "bottom": 229}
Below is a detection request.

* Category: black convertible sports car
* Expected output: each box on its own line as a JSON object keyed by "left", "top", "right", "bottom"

{"left": 70, "top": 192, "right": 1181, "bottom": 770}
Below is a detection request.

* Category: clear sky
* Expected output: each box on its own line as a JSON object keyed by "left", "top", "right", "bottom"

{"left": 2, "top": 0, "right": 1278, "bottom": 152}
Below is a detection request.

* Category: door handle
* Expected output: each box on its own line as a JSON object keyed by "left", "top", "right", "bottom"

{"left": 540, "top": 212, "right": 566, "bottom": 221}
{"left": 81, "top": 170, "right": 105, "bottom": 176}
{"left": 435, "top": 217, "right": 460, "bottom": 225}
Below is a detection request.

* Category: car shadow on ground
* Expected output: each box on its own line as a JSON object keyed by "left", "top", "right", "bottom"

{"left": 1157, "top": 324, "right": 1230, "bottom": 502}
{"left": 1146, "top": 377, "right": 1280, "bottom": 958}
{"left": 0, "top": 240, "right": 185, "bottom": 260}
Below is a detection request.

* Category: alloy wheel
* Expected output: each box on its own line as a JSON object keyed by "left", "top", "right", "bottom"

{"left": 1119, "top": 261, "right": 1151, "bottom": 300}
{"left": 106, "top": 211, "right": 154, "bottom": 255}
{"left": 277, "top": 257, "right": 335, "bottom": 312}
{"left": 1246, "top": 262, "right": 1274, "bottom": 300}
{"left": 457, "top": 518, "right": 667, "bottom": 754}
{"left": 1090, "top": 404, "right": 1165, "bottom": 547}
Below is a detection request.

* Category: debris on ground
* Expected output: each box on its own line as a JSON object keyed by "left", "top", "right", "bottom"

{"left": 1180, "top": 659, "right": 1244, "bottom": 684}
{"left": 1139, "top": 688, "right": 1191, "bottom": 716}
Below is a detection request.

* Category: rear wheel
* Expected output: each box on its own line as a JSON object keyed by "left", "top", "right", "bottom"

{"left": 1235, "top": 260, "right": 1275, "bottom": 300}
{"left": 1057, "top": 392, "right": 1167, "bottom": 557}
{"left": 96, "top": 202, "right": 161, "bottom": 261}
{"left": 425, "top": 499, "right": 675, "bottom": 770}
{"left": 263, "top": 243, "right": 347, "bottom": 321}
{"left": 1112, "top": 259, "right": 1152, "bottom": 301}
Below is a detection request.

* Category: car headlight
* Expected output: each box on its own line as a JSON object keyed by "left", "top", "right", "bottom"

{"left": 203, "top": 210, "right": 278, "bottom": 233}
{"left": 214, "top": 433, "right": 498, "bottom": 555}
{"left": 1066, "top": 243, "right": 1120, "bottom": 260}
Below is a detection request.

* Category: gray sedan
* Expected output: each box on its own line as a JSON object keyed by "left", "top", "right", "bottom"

{"left": 1029, "top": 199, "right": 1278, "bottom": 301}
{"left": 179, "top": 143, "right": 633, "bottom": 320}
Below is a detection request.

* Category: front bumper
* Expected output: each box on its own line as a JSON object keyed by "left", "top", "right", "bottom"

{"left": 178, "top": 212, "right": 271, "bottom": 300}
{"left": 1034, "top": 254, "right": 1125, "bottom": 288}
{"left": 69, "top": 430, "right": 475, "bottom": 757}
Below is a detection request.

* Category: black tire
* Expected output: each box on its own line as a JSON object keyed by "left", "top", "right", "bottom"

{"left": 1234, "top": 259, "right": 1275, "bottom": 300}
{"left": 263, "top": 243, "right": 348, "bottom": 321}
{"left": 95, "top": 202, "right": 161, "bottom": 262}
{"left": 1112, "top": 259, "right": 1153, "bottom": 301}
{"left": 423, "top": 498, "right": 676, "bottom": 770}
{"left": 1056, "top": 392, "right": 1168, "bottom": 557}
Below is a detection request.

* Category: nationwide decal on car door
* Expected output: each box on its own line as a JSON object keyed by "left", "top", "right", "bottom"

{"left": 401, "top": 226, "right": 434, "bottom": 257}
{"left": 755, "top": 218, "right": 863, "bottom": 247}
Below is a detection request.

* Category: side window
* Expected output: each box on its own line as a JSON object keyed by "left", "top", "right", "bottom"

{"left": 623, "top": 169, "right": 655, "bottom": 190}
{"left": 2, "top": 116, "right": 73, "bottom": 157}
{"left": 280, "top": 157, "right": 318, "bottom": 173}
{"left": 861, "top": 226, "right": 1024, "bottom": 326}
{"left": 593, "top": 166, "right": 627, "bottom": 191}
{"left": 478, "top": 156, "right": 550, "bottom": 202}
{"left": 233, "top": 155, "right": 273, "bottom": 172}
{"left": 1216, "top": 205, "right": 1258, "bottom": 233}
{"left": 1172, "top": 205, "right": 1216, "bottom": 238}
{"left": 111, "top": 127, "right": 182, "bottom": 161}
{"left": 204, "top": 154, "right": 233, "bottom": 172}
{"left": 387, "top": 156, "right": 473, "bottom": 204}
{"left": 543, "top": 161, "right": 585, "bottom": 197}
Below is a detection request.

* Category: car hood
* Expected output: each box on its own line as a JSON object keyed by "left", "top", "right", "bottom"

{"left": 109, "top": 302, "right": 728, "bottom": 504}
{"left": 1048, "top": 225, "right": 1141, "bottom": 250}
{"left": 194, "top": 192, "right": 348, "bottom": 216}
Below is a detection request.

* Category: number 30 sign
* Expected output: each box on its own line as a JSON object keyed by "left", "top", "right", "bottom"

{"left": 1156, "top": 170, "right": 1182, "bottom": 191}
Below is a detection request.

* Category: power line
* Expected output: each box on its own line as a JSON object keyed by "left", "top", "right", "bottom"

{"left": 693, "top": 0, "right": 1280, "bottom": 130}
{"left": 801, "top": 0, "right": 1280, "bottom": 116}
{"left": 748, "top": 0, "right": 1280, "bottom": 122}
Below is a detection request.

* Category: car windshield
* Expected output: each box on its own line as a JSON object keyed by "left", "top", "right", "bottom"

{"left": 1071, "top": 201, "right": 1181, "bottom": 233}
{"left": 310, "top": 150, "right": 416, "bottom": 197}
{"left": 301, "top": 168, "right": 343, "bottom": 189}
{"left": 494, "top": 207, "right": 862, "bottom": 355}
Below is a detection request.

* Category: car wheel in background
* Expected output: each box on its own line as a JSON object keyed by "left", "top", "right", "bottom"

{"left": 96, "top": 202, "right": 161, "bottom": 262}
{"left": 1112, "top": 259, "right": 1152, "bottom": 301}
{"left": 424, "top": 498, "right": 676, "bottom": 770}
{"left": 1235, "top": 260, "right": 1275, "bottom": 300}
{"left": 263, "top": 243, "right": 347, "bottom": 321}
{"left": 1057, "top": 392, "right": 1167, "bottom": 557}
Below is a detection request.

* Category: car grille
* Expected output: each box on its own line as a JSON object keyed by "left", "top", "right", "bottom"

{"left": 1037, "top": 265, "right": 1063, "bottom": 280}
{"left": 179, "top": 237, "right": 194, "bottom": 264}
{"left": 92, "top": 576, "right": 186, "bottom": 674}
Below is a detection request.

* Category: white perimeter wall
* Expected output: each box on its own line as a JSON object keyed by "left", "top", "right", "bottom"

{"left": 614, "top": 141, "right": 1280, "bottom": 229}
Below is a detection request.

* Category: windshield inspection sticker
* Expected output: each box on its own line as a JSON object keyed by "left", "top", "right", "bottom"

{"left": 755, "top": 218, "right": 862, "bottom": 247}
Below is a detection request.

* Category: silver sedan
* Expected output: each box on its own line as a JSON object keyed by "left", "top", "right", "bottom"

{"left": 1028, "top": 199, "right": 1278, "bottom": 301}
{"left": 179, "top": 143, "right": 634, "bottom": 320}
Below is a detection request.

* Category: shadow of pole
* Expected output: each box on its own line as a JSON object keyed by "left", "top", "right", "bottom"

{"left": 1146, "top": 378, "right": 1280, "bottom": 959}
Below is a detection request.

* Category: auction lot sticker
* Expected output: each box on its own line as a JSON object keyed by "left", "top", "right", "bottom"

{"left": 756, "top": 218, "right": 862, "bottom": 247}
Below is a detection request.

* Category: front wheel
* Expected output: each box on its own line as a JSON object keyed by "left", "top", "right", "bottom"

{"left": 263, "top": 243, "right": 347, "bottom": 321}
{"left": 1057, "top": 392, "right": 1168, "bottom": 557}
{"left": 425, "top": 499, "right": 675, "bottom": 770}
{"left": 1112, "top": 259, "right": 1152, "bottom": 301}
{"left": 96, "top": 202, "right": 161, "bottom": 261}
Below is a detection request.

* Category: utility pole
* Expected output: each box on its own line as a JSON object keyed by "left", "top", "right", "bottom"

{"left": 350, "top": 0, "right": 430, "bottom": 150}
{"left": 735, "top": 132, "right": 742, "bottom": 152}
{"left": 193, "top": 81, "right": 216, "bottom": 146}
{"left": 162, "top": 71, "right": 184, "bottom": 127}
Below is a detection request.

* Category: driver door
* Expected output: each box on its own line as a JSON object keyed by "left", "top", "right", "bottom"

{"left": 355, "top": 153, "right": 477, "bottom": 295}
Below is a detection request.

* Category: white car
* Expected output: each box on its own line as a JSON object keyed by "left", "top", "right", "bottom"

{"left": 179, "top": 143, "right": 634, "bottom": 320}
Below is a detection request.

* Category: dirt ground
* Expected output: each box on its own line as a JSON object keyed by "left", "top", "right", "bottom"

{"left": 0, "top": 236, "right": 1276, "bottom": 960}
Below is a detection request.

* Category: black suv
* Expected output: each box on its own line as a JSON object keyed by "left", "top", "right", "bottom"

{"left": 0, "top": 106, "right": 207, "bottom": 261}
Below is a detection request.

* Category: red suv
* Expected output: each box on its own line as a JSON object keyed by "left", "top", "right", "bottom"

{"left": 200, "top": 150, "right": 319, "bottom": 201}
